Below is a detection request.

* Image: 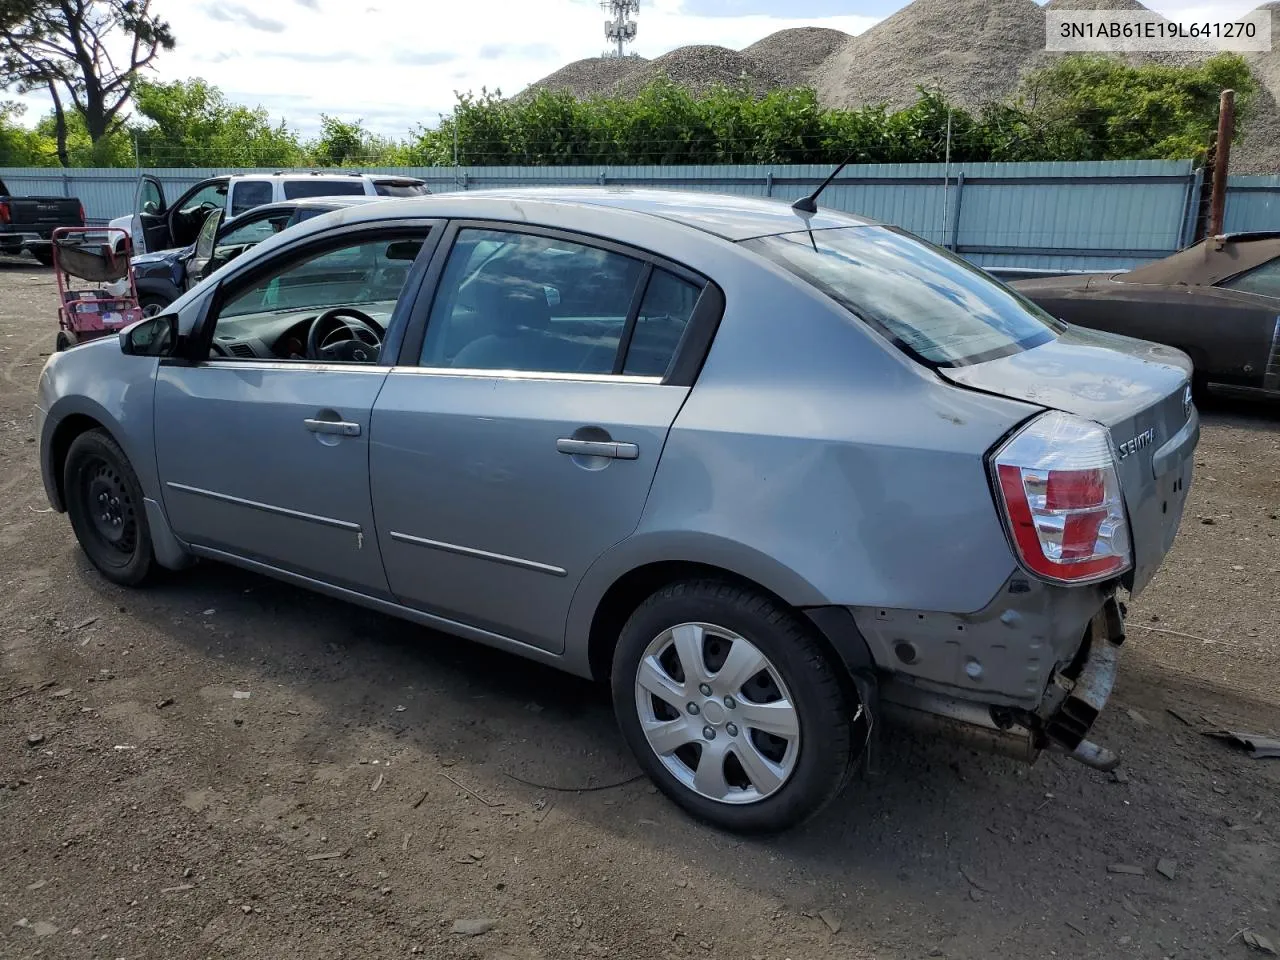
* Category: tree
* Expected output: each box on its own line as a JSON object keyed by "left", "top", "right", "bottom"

{"left": 1014, "top": 53, "right": 1256, "bottom": 162}
{"left": 0, "top": 0, "right": 173, "bottom": 166}
{"left": 308, "top": 114, "right": 406, "bottom": 166}
{"left": 132, "top": 77, "right": 304, "bottom": 167}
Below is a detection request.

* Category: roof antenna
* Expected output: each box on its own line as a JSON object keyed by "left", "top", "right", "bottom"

{"left": 792, "top": 152, "right": 856, "bottom": 214}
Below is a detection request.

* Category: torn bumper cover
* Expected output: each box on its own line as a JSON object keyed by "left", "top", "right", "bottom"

{"left": 879, "top": 596, "right": 1126, "bottom": 770}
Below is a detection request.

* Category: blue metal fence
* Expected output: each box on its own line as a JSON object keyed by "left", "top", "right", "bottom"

{"left": 4, "top": 159, "right": 1261, "bottom": 271}
{"left": 1224, "top": 175, "right": 1280, "bottom": 234}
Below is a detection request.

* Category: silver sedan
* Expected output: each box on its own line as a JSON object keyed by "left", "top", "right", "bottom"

{"left": 36, "top": 188, "right": 1199, "bottom": 833}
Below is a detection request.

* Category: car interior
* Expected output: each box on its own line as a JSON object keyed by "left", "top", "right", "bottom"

{"left": 207, "top": 237, "right": 423, "bottom": 363}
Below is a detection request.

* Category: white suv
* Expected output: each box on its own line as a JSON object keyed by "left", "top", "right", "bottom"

{"left": 109, "top": 172, "right": 429, "bottom": 255}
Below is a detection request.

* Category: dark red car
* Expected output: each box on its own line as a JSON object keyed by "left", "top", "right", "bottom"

{"left": 1011, "top": 232, "right": 1280, "bottom": 400}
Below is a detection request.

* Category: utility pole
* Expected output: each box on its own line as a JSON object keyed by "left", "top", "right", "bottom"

{"left": 1207, "top": 89, "right": 1235, "bottom": 237}
{"left": 941, "top": 107, "right": 952, "bottom": 248}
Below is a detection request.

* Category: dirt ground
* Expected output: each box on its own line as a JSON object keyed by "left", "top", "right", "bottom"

{"left": 1, "top": 258, "right": 1278, "bottom": 960}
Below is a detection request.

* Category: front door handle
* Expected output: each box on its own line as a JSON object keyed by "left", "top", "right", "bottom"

{"left": 556, "top": 438, "right": 638, "bottom": 460}
{"left": 304, "top": 418, "right": 361, "bottom": 437}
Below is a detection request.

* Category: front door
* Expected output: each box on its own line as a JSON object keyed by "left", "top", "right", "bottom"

{"left": 154, "top": 224, "right": 438, "bottom": 595}
{"left": 134, "top": 175, "right": 167, "bottom": 254}
{"left": 371, "top": 225, "right": 708, "bottom": 652}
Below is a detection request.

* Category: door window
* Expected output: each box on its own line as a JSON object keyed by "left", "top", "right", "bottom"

{"left": 419, "top": 228, "right": 648, "bottom": 374}
{"left": 229, "top": 181, "right": 273, "bottom": 217}
{"left": 171, "top": 180, "right": 228, "bottom": 247}
{"left": 207, "top": 230, "right": 430, "bottom": 364}
{"left": 139, "top": 178, "right": 164, "bottom": 215}
{"left": 193, "top": 210, "right": 222, "bottom": 262}
{"left": 1221, "top": 258, "right": 1280, "bottom": 299}
{"left": 623, "top": 268, "right": 701, "bottom": 377}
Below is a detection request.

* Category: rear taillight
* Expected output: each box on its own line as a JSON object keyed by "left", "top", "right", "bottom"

{"left": 79, "top": 202, "right": 86, "bottom": 224}
{"left": 0, "top": 201, "right": 9, "bottom": 225}
{"left": 991, "top": 410, "right": 1131, "bottom": 584}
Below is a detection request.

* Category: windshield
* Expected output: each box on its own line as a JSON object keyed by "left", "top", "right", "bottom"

{"left": 745, "top": 226, "right": 1063, "bottom": 367}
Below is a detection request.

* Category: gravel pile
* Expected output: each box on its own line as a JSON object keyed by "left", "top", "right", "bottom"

{"left": 813, "top": 0, "right": 1046, "bottom": 112}
{"left": 615, "top": 45, "right": 788, "bottom": 98}
{"left": 1235, "top": 2, "right": 1280, "bottom": 174}
{"left": 742, "top": 27, "right": 851, "bottom": 87}
{"left": 524, "top": 55, "right": 650, "bottom": 99}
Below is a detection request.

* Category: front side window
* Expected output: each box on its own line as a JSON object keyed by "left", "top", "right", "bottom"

{"left": 419, "top": 228, "right": 646, "bottom": 374}
{"left": 207, "top": 230, "right": 429, "bottom": 364}
{"left": 745, "top": 226, "right": 1062, "bottom": 367}
{"left": 229, "top": 181, "right": 272, "bottom": 217}
{"left": 177, "top": 181, "right": 226, "bottom": 217}
{"left": 283, "top": 180, "right": 368, "bottom": 200}
{"left": 1220, "top": 258, "right": 1280, "bottom": 299}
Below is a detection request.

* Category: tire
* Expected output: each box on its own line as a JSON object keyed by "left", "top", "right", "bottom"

{"left": 611, "top": 579, "right": 856, "bottom": 834}
{"left": 63, "top": 429, "right": 154, "bottom": 587}
{"left": 139, "top": 294, "right": 170, "bottom": 318}
{"left": 55, "top": 331, "right": 73, "bottom": 352}
{"left": 29, "top": 245, "right": 54, "bottom": 267}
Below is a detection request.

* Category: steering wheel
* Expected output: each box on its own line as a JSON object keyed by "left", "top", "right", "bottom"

{"left": 306, "top": 307, "right": 385, "bottom": 363}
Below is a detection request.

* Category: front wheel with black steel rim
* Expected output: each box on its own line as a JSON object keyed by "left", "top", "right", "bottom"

{"left": 611, "top": 580, "right": 857, "bottom": 834}
{"left": 63, "top": 429, "right": 154, "bottom": 586}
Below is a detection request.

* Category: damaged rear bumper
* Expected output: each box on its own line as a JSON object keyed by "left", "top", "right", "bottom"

{"left": 879, "top": 595, "right": 1126, "bottom": 770}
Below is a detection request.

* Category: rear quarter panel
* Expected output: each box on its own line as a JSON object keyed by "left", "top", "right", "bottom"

{"left": 570, "top": 250, "right": 1043, "bottom": 632}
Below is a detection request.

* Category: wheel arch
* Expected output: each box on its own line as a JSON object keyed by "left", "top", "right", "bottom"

{"left": 573, "top": 537, "right": 875, "bottom": 686}
{"left": 45, "top": 410, "right": 112, "bottom": 512}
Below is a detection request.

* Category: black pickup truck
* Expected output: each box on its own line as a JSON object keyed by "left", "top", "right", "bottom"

{"left": 0, "top": 177, "right": 85, "bottom": 265}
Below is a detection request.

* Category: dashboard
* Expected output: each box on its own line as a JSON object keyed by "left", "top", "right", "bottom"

{"left": 207, "top": 305, "right": 396, "bottom": 362}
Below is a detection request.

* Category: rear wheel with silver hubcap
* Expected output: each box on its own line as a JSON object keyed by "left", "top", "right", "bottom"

{"left": 612, "top": 580, "right": 858, "bottom": 833}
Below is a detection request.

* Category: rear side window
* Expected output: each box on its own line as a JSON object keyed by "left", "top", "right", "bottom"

{"left": 282, "top": 180, "right": 368, "bottom": 200}
{"left": 623, "top": 268, "right": 700, "bottom": 377}
{"left": 419, "top": 228, "right": 646, "bottom": 374}
{"left": 230, "top": 181, "right": 272, "bottom": 217}
{"left": 375, "top": 181, "right": 429, "bottom": 197}
{"left": 1221, "top": 258, "right": 1280, "bottom": 299}
{"left": 745, "top": 226, "right": 1062, "bottom": 367}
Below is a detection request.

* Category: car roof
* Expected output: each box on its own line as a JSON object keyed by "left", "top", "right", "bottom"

{"left": 1122, "top": 233, "right": 1280, "bottom": 286}
{"left": 332, "top": 187, "right": 879, "bottom": 242}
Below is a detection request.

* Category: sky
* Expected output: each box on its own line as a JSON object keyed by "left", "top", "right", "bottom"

{"left": 8, "top": 0, "right": 1268, "bottom": 138}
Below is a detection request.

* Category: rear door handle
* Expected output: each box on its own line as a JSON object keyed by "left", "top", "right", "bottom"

{"left": 304, "top": 418, "right": 361, "bottom": 437}
{"left": 556, "top": 438, "right": 638, "bottom": 460}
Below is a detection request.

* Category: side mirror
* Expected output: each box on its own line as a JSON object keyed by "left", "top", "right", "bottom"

{"left": 119, "top": 313, "right": 177, "bottom": 357}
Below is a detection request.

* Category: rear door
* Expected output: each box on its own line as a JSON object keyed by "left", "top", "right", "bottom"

{"left": 370, "top": 223, "right": 716, "bottom": 652}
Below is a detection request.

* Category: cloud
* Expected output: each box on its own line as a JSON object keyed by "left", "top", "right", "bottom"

{"left": 391, "top": 50, "right": 458, "bottom": 66}
{"left": 262, "top": 50, "right": 370, "bottom": 64}
{"left": 294, "top": 0, "right": 320, "bottom": 7}
{"left": 205, "top": 3, "right": 286, "bottom": 32}
{"left": 479, "top": 42, "right": 559, "bottom": 60}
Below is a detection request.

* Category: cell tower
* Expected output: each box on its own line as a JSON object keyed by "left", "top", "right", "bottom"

{"left": 602, "top": 0, "right": 638, "bottom": 58}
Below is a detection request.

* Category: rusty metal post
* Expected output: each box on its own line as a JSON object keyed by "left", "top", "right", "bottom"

{"left": 1207, "top": 89, "right": 1235, "bottom": 237}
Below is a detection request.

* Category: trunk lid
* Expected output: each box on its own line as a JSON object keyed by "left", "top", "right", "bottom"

{"left": 939, "top": 325, "right": 1199, "bottom": 596}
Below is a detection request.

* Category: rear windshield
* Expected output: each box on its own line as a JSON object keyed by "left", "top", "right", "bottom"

{"left": 282, "top": 180, "right": 368, "bottom": 200}
{"left": 374, "top": 181, "right": 429, "bottom": 197}
{"left": 745, "top": 226, "right": 1063, "bottom": 367}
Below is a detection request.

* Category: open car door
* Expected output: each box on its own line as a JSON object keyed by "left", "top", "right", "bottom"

{"left": 184, "top": 209, "right": 225, "bottom": 290}
{"left": 134, "top": 175, "right": 168, "bottom": 255}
